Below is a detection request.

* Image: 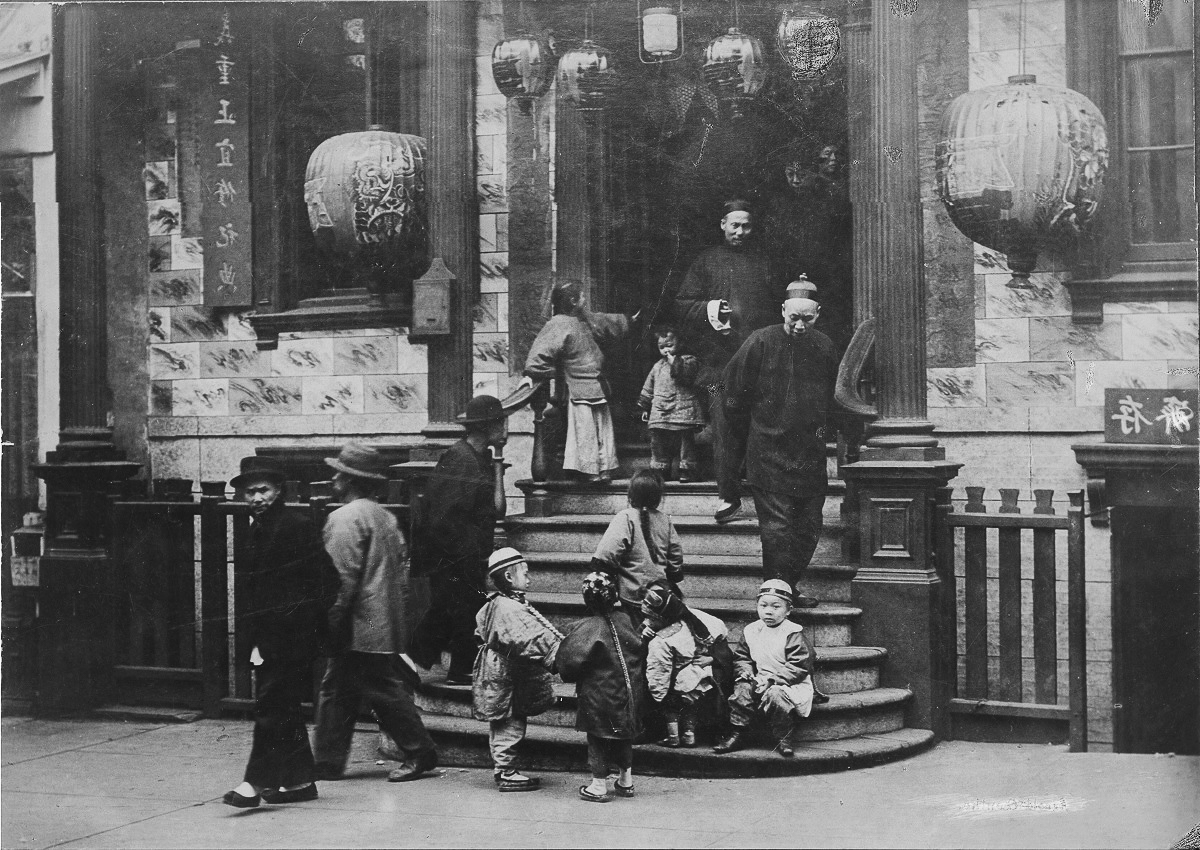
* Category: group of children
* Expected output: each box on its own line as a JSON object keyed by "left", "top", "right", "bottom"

{"left": 470, "top": 470, "right": 822, "bottom": 802}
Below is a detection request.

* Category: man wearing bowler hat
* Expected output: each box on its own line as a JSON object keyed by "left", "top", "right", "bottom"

{"left": 313, "top": 442, "right": 439, "bottom": 783}
{"left": 410, "top": 395, "right": 508, "bottom": 685}
{"left": 222, "top": 459, "right": 338, "bottom": 808}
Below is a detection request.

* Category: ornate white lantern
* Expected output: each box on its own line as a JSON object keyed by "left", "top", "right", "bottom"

{"left": 776, "top": 9, "right": 841, "bottom": 83}
{"left": 702, "top": 27, "right": 767, "bottom": 120}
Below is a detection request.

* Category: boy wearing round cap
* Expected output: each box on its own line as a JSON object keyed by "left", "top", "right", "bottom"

{"left": 472, "top": 547, "right": 563, "bottom": 792}
{"left": 312, "top": 443, "right": 439, "bottom": 783}
{"left": 713, "top": 579, "right": 815, "bottom": 758}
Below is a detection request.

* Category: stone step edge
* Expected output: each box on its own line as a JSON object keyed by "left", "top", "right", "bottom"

{"left": 522, "top": 551, "right": 858, "bottom": 575}
{"left": 93, "top": 705, "right": 202, "bottom": 724}
{"left": 527, "top": 591, "right": 863, "bottom": 621}
{"left": 514, "top": 478, "right": 848, "bottom": 494}
{"left": 506, "top": 513, "right": 850, "bottom": 531}
{"left": 414, "top": 714, "right": 935, "bottom": 779}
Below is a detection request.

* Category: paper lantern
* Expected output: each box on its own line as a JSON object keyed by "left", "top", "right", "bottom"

{"left": 558, "top": 40, "right": 614, "bottom": 114}
{"left": 641, "top": 5, "right": 683, "bottom": 62}
{"left": 304, "top": 128, "right": 428, "bottom": 279}
{"left": 937, "top": 74, "right": 1108, "bottom": 287}
{"left": 492, "top": 34, "right": 553, "bottom": 113}
{"left": 702, "top": 27, "right": 767, "bottom": 119}
{"left": 776, "top": 10, "right": 841, "bottom": 83}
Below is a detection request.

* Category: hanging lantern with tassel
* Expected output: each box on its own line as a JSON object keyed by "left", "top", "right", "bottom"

{"left": 936, "top": 74, "right": 1108, "bottom": 288}
{"left": 702, "top": 27, "right": 767, "bottom": 120}
{"left": 492, "top": 34, "right": 553, "bottom": 113}
{"left": 775, "top": 9, "right": 841, "bottom": 83}
{"left": 558, "top": 39, "right": 615, "bottom": 115}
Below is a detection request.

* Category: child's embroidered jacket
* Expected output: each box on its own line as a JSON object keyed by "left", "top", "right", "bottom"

{"left": 472, "top": 593, "right": 563, "bottom": 722}
{"left": 638, "top": 358, "right": 706, "bottom": 428}
{"left": 733, "top": 619, "right": 813, "bottom": 712}
{"left": 645, "top": 608, "right": 728, "bottom": 703}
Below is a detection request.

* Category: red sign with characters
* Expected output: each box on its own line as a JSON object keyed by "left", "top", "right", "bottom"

{"left": 1104, "top": 388, "right": 1197, "bottom": 446}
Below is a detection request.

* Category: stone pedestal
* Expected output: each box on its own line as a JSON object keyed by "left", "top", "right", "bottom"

{"left": 31, "top": 428, "right": 140, "bottom": 713}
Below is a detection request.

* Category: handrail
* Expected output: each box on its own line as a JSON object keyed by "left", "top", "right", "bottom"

{"left": 835, "top": 317, "right": 877, "bottom": 418}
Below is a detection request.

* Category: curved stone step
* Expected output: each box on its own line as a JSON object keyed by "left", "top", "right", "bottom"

{"left": 525, "top": 591, "right": 861, "bottom": 646}
{"left": 408, "top": 708, "right": 934, "bottom": 778}
{"left": 505, "top": 513, "right": 847, "bottom": 562}
{"left": 521, "top": 551, "right": 858, "bottom": 602}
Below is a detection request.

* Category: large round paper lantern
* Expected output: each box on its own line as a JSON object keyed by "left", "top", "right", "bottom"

{"left": 492, "top": 34, "right": 553, "bottom": 112}
{"left": 304, "top": 129, "right": 428, "bottom": 279}
{"left": 702, "top": 27, "right": 767, "bottom": 119}
{"left": 557, "top": 40, "right": 614, "bottom": 114}
{"left": 776, "top": 10, "right": 841, "bottom": 83}
{"left": 936, "top": 74, "right": 1108, "bottom": 287}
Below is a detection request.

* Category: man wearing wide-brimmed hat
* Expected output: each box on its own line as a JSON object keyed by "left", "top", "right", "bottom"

{"left": 409, "top": 395, "right": 508, "bottom": 686}
{"left": 312, "top": 443, "right": 439, "bottom": 783}
{"left": 222, "top": 458, "right": 338, "bottom": 808}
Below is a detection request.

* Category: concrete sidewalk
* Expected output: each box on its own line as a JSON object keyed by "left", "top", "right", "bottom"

{"left": 2, "top": 716, "right": 1197, "bottom": 849}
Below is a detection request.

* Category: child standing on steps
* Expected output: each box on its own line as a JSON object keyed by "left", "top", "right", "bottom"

{"left": 638, "top": 325, "right": 706, "bottom": 482}
{"left": 557, "top": 572, "right": 645, "bottom": 802}
{"left": 713, "top": 579, "right": 815, "bottom": 759}
{"left": 590, "top": 469, "right": 684, "bottom": 622}
{"left": 472, "top": 548, "right": 564, "bottom": 792}
{"left": 640, "top": 581, "right": 730, "bottom": 748}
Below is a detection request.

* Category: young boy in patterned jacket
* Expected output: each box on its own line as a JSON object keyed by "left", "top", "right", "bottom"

{"left": 472, "top": 548, "right": 563, "bottom": 792}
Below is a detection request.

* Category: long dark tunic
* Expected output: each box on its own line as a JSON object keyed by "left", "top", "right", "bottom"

{"left": 557, "top": 610, "right": 645, "bottom": 740}
{"left": 722, "top": 324, "right": 839, "bottom": 498}
{"left": 423, "top": 438, "right": 495, "bottom": 590}
{"left": 673, "top": 244, "right": 776, "bottom": 377}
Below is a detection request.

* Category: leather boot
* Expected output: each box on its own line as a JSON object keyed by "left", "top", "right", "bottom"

{"left": 712, "top": 730, "right": 745, "bottom": 754}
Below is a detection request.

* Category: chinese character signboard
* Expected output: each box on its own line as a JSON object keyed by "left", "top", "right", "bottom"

{"left": 201, "top": 8, "right": 253, "bottom": 307}
{"left": 1105, "top": 388, "right": 1197, "bottom": 446}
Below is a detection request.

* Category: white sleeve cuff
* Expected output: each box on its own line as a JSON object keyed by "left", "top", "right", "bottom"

{"left": 706, "top": 300, "right": 731, "bottom": 332}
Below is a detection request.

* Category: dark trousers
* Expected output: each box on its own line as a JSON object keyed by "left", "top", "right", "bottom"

{"left": 707, "top": 382, "right": 744, "bottom": 504}
{"left": 243, "top": 654, "right": 316, "bottom": 789}
{"left": 750, "top": 487, "right": 826, "bottom": 587}
{"left": 649, "top": 428, "right": 698, "bottom": 475}
{"left": 409, "top": 577, "right": 485, "bottom": 677}
{"left": 586, "top": 734, "right": 633, "bottom": 779}
{"left": 313, "top": 652, "right": 436, "bottom": 771}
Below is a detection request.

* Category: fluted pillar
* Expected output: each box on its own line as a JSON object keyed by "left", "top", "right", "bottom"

{"left": 56, "top": 3, "right": 107, "bottom": 429}
{"left": 845, "top": 0, "right": 874, "bottom": 325}
{"left": 554, "top": 98, "right": 610, "bottom": 310}
{"left": 423, "top": 1, "right": 478, "bottom": 438}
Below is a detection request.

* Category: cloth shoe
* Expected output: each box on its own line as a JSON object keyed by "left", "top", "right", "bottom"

{"left": 222, "top": 789, "right": 260, "bottom": 808}
{"left": 712, "top": 730, "right": 744, "bottom": 754}
{"left": 496, "top": 770, "right": 541, "bottom": 792}
{"left": 714, "top": 501, "right": 744, "bottom": 524}
{"left": 793, "top": 593, "right": 819, "bottom": 609}
{"left": 387, "top": 750, "right": 438, "bottom": 782}
{"left": 261, "top": 784, "right": 318, "bottom": 804}
{"left": 656, "top": 721, "right": 681, "bottom": 748}
{"left": 578, "top": 784, "right": 611, "bottom": 803}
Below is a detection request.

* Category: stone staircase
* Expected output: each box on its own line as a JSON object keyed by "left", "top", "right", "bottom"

{"left": 409, "top": 446, "right": 936, "bottom": 777}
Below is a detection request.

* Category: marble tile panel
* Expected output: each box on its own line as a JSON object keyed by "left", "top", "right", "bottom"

{"left": 1122, "top": 312, "right": 1198, "bottom": 360}
{"left": 143, "top": 160, "right": 175, "bottom": 201}
{"left": 474, "top": 293, "right": 500, "bottom": 332}
{"left": 473, "top": 332, "right": 509, "bottom": 373}
{"left": 228, "top": 377, "right": 303, "bottom": 415}
{"left": 272, "top": 337, "right": 334, "bottom": 377}
{"left": 477, "top": 177, "right": 507, "bottom": 214}
{"left": 1027, "top": 404, "right": 1102, "bottom": 432}
{"left": 939, "top": 434, "right": 1032, "bottom": 494}
{"left": 198, "top": 438, "right": 257, "bottom": 485}
{"left": 150, "top": 343, "right": 198, "bottom": 380}
{"left": 973, "top": 244, "right": 1010, "bottom": 275}
{"left": 198, "top": 342, "right": 267, "bottom": 378}
{"left": 149, "top": 438, "right": 200, "bottom": 483}
{"left": 974, "top": 318, "right": 1030, "bottom": 363}
{"left": 491, "top": 134, "right": 507, "bottom": 176}
{"left": 171, "top": 379, "right": 229, "bottom": 417}
{"left": 302, "top": 375, "right": 364, "bottom": 415}
{"left": 145, "top": 123, "right": 176, "bottom": 162}
{"left": 1073, "top": 359, "right": 1169, "bottom": 407}
{"left": 974, "top": 275, "right": 987, "bottom": 320}
{"left": 475, "top": 94, "right": 507, "bottom": 136}
{"left": 975, "top": 0, "right": 1065, "bottom": 51}
{"left": 474, "top": 55, "right": 499, "bottom": 97}
{"left": 225, "top": 310, "right": 257, "bottom": 341}
{"left": 396, "top": 337, "right": 429, "bottom": 374}
{"left": 927, "top": 366, "right": 987, "bottom": 407}
{"left": 1168, "top": 301, "right": 1199, "bottom": 313}
{"left": 983, "top": 272, "right": 1071, "bottom": 318}
{"left": 196, "top": 414, "right": 332, "bottom": 437}
{"left": 170, "top": 306, "right": 227, "bottom": 342}
{"left": 480, "top": 251, "right": 508, "bottom": 287}
{"left": 479, "top": 213, "right": 498, "bottom": 252}
{"left": 931, "top": 405, "right": 1029, "bottom": 432}
{"left": 148, "top": 308, "right": 171, "bottom": 343}
{"left": 1102, "top": 300, "right": 1167, "bottom": 315}
{"left": 148, "top": 416, "right": 198, "bottom": 437}
{"left": 148, "top": 269, "right": 202, "bottom": 307}
{"left": 364, "top": 374, "right": 427, "bottom": 413}
{"left": 171, "top": 236, "right": 203, "bottom": 270}
{"left": 986, "top": 362, "right": 1074, "bottom": 407}
{"left": 331, "top": 412, "right": 428, "bottom": 436}
{"left": 148, "top": 235, "right": 172, "bottom": 272}
{"left": 150, "top": 381, "right": 172, "bottom": 416}
{"left": 1028, "top": 435, "right": 1088, "bottom": 492}
{"left": 1167, "top": 360, "right": 1200, "bottom": 390}
{"left": 473, "top": 373, "right": 500, "bottom": 399}
{"left": 333, "top": 336, "right": 398, "bottom": 375}
{"left": 147, "top": 199, "right": 181, "bottom": 237}
{"left": 1029, "top": 316, "right": 1122, "bottom": 362}
{"left": 480, "top": 273, "right": 509, "bottom": 294}
{"left": 967, "top": 7, "right": 980, "bottom": 52}
{"left": 496, "top": 291, "right": 509, "bottom": 331}
{"left": 496, "top": 213, "right": 509, "bottom": 252}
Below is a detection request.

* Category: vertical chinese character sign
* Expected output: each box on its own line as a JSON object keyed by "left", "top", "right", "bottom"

{"left": 201, "top": 9, "right": 253, "bottom": 307}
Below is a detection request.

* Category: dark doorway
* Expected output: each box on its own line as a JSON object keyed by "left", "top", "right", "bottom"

{"left": 1112, "top": 506, "right": 1200, "bottom": 755}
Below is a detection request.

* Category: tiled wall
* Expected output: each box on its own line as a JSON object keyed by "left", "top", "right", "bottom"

{"left": 936, "top": 0, "right": 1199, "bottom": 749}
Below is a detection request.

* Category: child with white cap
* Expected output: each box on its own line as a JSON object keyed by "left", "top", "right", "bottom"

{"left": 472, "top": 547, "right": 564, "bottom": 792}
{"left": 713, "top": 579, "right": 815, "bottom": 758}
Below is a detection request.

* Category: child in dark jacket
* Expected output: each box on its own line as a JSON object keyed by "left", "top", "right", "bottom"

{"left": 639, "top": 326, "right": 706, "bottom": 482}
{"left": 556, "top": 572, "right": 645, "bottom": 802}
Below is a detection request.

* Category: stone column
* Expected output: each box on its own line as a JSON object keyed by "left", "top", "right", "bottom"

{"left": 842, "top": 0, "right": 961, "bottom": 736}
{"left": 554, "top": 98, "right": 610, "bottom": 310}
{"left": 56, "top": 3, "right": 107, "bottom": 429}
{"left": 422, "top": 0, "right": 478, "bottom": 439}
{"left": 845, "top": 0, "right": 874, "bottom": 325}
